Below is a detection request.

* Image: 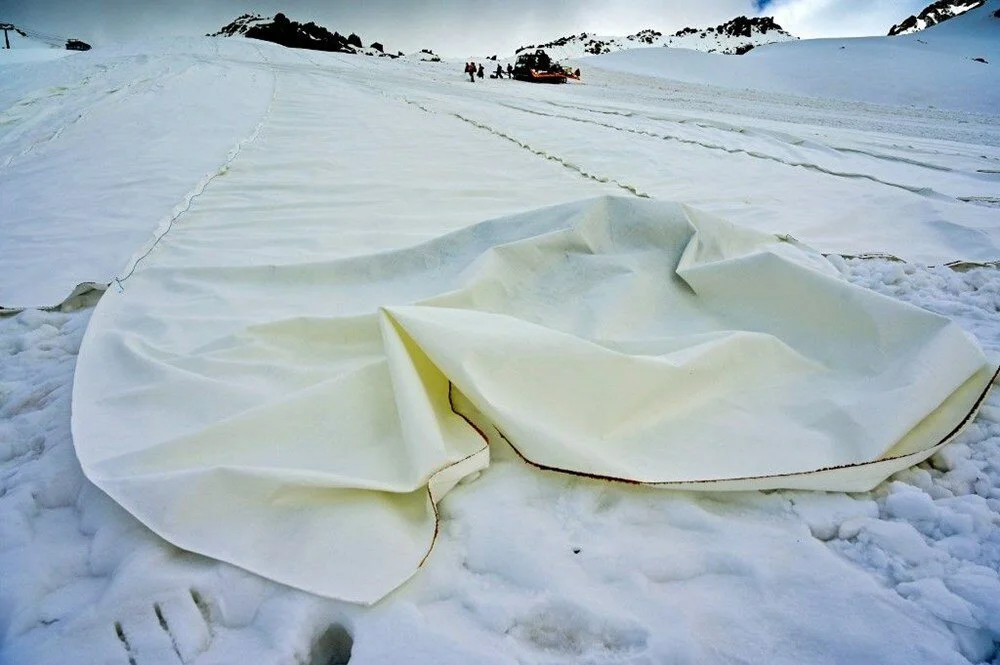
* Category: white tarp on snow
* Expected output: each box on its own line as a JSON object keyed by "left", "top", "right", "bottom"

{"left": 72, "top": 196, "right": 995, "bottom": 603}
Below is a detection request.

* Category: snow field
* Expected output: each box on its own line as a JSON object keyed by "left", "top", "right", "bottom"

{"left": 3, "top": 26, "right": 999, "bottom": 310}
{"left": 0, "top": 39, "right": 273, "bottom": 308}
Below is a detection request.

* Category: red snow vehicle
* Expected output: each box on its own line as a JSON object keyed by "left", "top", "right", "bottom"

{"left": 512, "top": 50, "right": 570, "bottom": 84}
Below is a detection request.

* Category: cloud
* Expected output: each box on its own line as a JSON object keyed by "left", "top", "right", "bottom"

{"left": 3, "top": 0, "right": 762, "bottom": 56}
{"left": 764, "top": 0, "right": 929, "bottom": 38}
{"left": 3, "top": 0, "right": 936, "bottom": 56}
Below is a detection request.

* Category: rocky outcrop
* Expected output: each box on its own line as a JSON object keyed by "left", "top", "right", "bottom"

{"left": 209, "top": 13, "right": 397, "bottom": 57}
{"left": 628, "top": 29, "right": 663, "bottom": 45}
{"left": 709, "top": 15, "right": 786, "bottom": 38}
{"left": 888, "top": 0, "right": 985, "bottom": 35}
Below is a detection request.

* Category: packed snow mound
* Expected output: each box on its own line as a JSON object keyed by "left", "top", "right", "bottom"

{"left": 587, "top": 1, "right": 1000, "bottom": 114}
{"left": 889, "top": 0, "right": 985, "bottom": 35}
{"left": 72, "top": 195, "right": 994, "bottom": 602}
{"left": 515, "top": 15, "right": 796, "bottom": 59}
{"left": 402, "top": 48, "right": 441, "bottom": 62}
{"left": 209, "top": 12, "right": 399, "bottom": 57}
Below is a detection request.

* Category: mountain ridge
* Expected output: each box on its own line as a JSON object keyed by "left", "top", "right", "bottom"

{"left": 888, "top": 0, "right": 985, "bottom": 35}
{"left": 514, "top": 15, "right": 796, "bottom": 60}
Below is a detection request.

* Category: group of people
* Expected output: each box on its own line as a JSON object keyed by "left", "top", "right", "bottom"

{"left": 464, "top": 61, "right": 515, "bottom": 82}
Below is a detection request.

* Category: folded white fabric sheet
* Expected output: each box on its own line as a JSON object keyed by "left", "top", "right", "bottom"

{"left": 72, "top": 197, "right": 996, "bottom": 603}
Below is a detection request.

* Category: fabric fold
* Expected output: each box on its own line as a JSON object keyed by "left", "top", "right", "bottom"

{"left": 72, "top": 196, "right": 995, "bottom": 603}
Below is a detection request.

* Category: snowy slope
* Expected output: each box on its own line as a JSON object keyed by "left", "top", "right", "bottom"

{"left": 0, "top": 39, "right": 273, "bottom": 308}
{"left": 514, "top": 16, "right": 797, "bottom": 61}
{"left": 889, "top": 0, "right": 985, "bottom": 35}
{"left": 1, "top": 12, "right": 1000, "bottom": 665}
{"left": 3, "top": 27, "right": 998, "bottom": 312}
{"left": 585, "top": 1, "right": 1000, "bottom": 114}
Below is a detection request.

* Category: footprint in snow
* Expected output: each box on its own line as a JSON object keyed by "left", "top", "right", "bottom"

{"left": 111, "top": 588, "right": 353, "bottom": 665}
{"left": 508, "top": 599, "right": 648, "bottom": 661}
{"left": 113, "top": 588, "right": 213, "bottom": 665}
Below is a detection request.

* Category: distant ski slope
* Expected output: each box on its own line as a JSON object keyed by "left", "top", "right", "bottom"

{"left": 585, "top": 1, "right": 999, "bottom": 115}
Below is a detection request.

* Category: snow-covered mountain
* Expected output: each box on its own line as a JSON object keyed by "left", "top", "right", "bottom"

{"left": 209, "top": 13, "right": 400, "bottom": 57}
{"left": 515, "top": 16, "right": 796, "bottom": 60}
{"left": 588, "top": 1, "right": 999, "bottom": 114}
{"left": 888, "top": 0, "right": 984, "bottom": 35}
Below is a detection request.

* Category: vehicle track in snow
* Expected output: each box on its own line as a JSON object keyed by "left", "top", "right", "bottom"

{"left": 561, "top": 100, "right": 1000, "bottom": 181}
{"left": 0, "top": 59, "right": 207, "bottom": 171}
{"left": 401, "top": 98, "right": 649, "bottom": 199}
{"left": 540, "top": 99, "right": 996, "bottom": 176}
{"left": 113, "top": 44, "right": 279, "bottom": 291}
{"left": 576, "top": 65, "right": 1000, "bottom": 148}
{"left": 490, "top": 100, "right": 977, "bottom": 205}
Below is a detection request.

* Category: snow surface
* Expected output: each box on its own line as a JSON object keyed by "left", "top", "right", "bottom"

{"left": 2, "top": 3, "right": 1000, "bottom": 663}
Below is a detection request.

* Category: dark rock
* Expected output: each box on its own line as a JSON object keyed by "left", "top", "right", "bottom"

{"left": 211, "top": 13, "right": 396, "bottom": 57}
{"left": 890, "top": 15, "right": 920, "bottom": 34}
{"left": 720, "top": 16, "right": 784, "bottom": 37}
{"left": 628, "top": 28, "right": 662, "bottom": 44}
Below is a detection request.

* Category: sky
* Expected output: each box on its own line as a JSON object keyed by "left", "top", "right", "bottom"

{"left": 3, "top": 0, "right": 932, "bottom": 57}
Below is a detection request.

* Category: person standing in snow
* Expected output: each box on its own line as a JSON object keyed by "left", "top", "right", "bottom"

{"left": 507, "top": 63, "right": 514, "bottom": 79}
{"left": 465, "top": 61, "right": 476, "bottom": 82}
{"left": 477, "top": 63, "right": 484, "bottom": 79}
{"left": 494, "top": 64, "right": 504, "bottom": 79}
